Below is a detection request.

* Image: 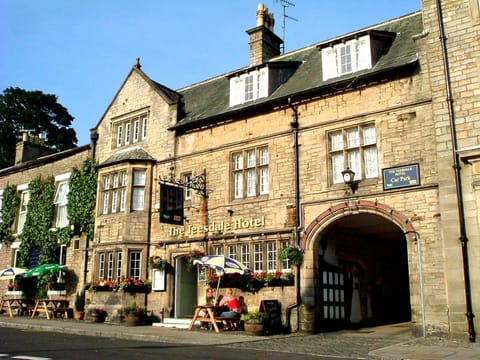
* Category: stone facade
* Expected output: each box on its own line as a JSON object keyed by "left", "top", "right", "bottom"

{"left": 1, "top": 0, "right": 478, "bottom": 341}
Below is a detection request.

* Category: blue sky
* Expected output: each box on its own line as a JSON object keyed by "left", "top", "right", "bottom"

{"left": 1, "top": 0, "right": 421, "bottom": 146}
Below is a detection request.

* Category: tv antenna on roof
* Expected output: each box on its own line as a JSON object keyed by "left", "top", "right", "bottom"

{"left": 278, "top": 0, "right": 298, "bottom": 54}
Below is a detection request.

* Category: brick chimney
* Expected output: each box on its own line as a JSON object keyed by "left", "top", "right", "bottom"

{"left": 15, "top": 132, "right": 55, "bottom": 165}
{"left": 246, "top": 3, "right": 283, "bottom": 66}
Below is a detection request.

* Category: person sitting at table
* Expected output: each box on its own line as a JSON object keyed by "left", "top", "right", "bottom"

{"left": 218, "top": 288, "right": 242, "bottom": 330}
{"left": 198, "top": 287, "right": 216, "bottom": 329}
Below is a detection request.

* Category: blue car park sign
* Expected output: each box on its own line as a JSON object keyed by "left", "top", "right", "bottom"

{"left": 383, "top": 164, "right": 420, "bottom": 190}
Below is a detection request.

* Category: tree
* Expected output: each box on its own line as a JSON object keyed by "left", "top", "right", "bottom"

{"left": 0, "top": 87, "right": 78, "bottom": 169}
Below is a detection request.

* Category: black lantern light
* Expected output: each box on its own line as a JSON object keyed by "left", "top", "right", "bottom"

{"left": 341, "top": 167, "right": 360, "bottom": 194}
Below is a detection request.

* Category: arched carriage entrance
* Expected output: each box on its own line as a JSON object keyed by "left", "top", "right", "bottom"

{"left": 303, "top": 200, "right": 414, "bottom": 332}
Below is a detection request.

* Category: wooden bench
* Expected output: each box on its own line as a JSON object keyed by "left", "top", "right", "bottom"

{"left": 215, "top": 316, "right": 243, "bottom": 330}
{"left": 53, "top": 307, "right": 73, "bottom": 319}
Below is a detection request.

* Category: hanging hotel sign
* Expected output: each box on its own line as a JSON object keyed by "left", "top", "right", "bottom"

{"left": 160, "top": 183, "right": 184, "bottom": 225}
{"left": 169, "top": 216, "right": 265, "bottom": 236}
{"left": 383, "top": 163, "right": 420, "bottom": 190}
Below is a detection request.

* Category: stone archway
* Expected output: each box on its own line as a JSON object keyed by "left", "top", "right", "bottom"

{"left": 301, "top": 200, "right": 415, "bottom": 332}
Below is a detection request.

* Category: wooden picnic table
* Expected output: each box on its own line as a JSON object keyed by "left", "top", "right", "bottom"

{"left": 31, "top": 298, "right": 70, "bottom": 319}
{"left": 0, "top": 295, "right": 33, "bottom": 317}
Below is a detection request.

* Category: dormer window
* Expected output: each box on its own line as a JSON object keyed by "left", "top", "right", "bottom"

{"left": 321, "top": 35, "right": 372, "bottom": 81}
{"left": 229, "top": 68, "right": 268, "bottom": 107}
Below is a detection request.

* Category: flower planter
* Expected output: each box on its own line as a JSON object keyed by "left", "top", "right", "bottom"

{"left": 73, "top": 309, "right": 85, "bottom": 320}
{"left": 125, "top": 313, "right": 143, "bottom": 326}
{"left": 244, "top": 320, "right": 265, "bottom": 336}
{"left": 90, "top": 313, "right": 106, "bottom": 323}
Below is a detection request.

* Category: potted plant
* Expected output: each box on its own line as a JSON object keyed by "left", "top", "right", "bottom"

{"left": 73, "top": 291, "right": 85, "bottom": 320}
{"left": 241, "top": 311, "right": 267, "bottom": 336}
{"left": 88, "top": 307, "right": 107, "bottom": 323}
{"left": 124, "top": 301, "right": 146, "bottom": 326}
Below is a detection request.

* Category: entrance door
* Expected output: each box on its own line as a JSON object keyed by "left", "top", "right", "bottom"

{"left": 174, "top": 256, "right": 197, "bottom": 318}
{"left": 318, "top": 259, "right": 350, "bottom": 331}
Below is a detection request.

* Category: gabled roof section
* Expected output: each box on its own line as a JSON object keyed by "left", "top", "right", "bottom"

{"left": 169, "top": 11, "right": 422, "bottom": 133}
{"left": 93, "top": 60, "right": 181, "bottom": 130}
{"left": 98, "top": 146, "right": 155, "bottom": 168}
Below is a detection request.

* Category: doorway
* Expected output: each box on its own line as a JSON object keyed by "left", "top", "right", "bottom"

{"left": 174, "top": 256, "right": 198, "bottom": 318}
{"left": 314, "top": 213, "right": 411, "bottom": 331}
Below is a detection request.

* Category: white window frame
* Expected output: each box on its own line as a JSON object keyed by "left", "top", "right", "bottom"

{"left": 17, "top": 188, "right": 29, "bottom": 234}
{"left": 125, "top": 122, "right": 131, "bottom": 145}
{"left": 98, "top": 253, "right": 106, "bottom": 279}
{"left": 329, "top": 123, "right": 378, "bottom": 184}
{"left": 133, "top": 119, "right": 140, "bottom": 143}
{"left": 253, "top": 243, "right": 263, "bottom": 272}
{"left": 141, "top": 117, "right": 148, "bottom": 140}
{"left": 131, "top": 170, "right": 146, "bottom": 211}
{"left": 54, "top": 180, "right": 69, "bottom": 228}
{"left": 128, "top": 250, "right": 142, "bottom": 279}
{"left": 184, "top": 173, "right": 192, "bottom": 200}
{"left": 232, "top": 146, "right": 269, "bottom": 199}
{"left": 229, "top": 68, "right": 268, "bottom": 107}
{"left": 101, "top": 170, "right": 127, "bottom": 215}
{"left": 321, "top": 35, "right": 372, "bottom": 81}
{"left": 112, "top": 112, "right": 148, "bottom": 148}
{"left": 0, "top": 189, "right": 3, "bottom": 223}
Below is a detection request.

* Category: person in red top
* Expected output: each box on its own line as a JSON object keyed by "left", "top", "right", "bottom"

{"left": 218, "top": 288, "right": 242, "bottom": 330}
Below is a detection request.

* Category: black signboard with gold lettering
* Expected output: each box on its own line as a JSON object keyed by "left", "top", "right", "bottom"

{"left": 383, "top": 164, "right": 420, "bottom": 190}
{"left": 160, "top": 183, "right": 184, "bottom": 225}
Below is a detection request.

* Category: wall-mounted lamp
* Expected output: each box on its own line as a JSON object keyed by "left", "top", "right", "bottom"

{"left": 341, "top": 167, "right": 360, "bottom": 194}
{"left": 227, "top": 208, "right": 234, "bottom": 216}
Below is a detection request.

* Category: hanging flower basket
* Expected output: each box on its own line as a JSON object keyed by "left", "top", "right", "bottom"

{"left": 149, "top": 256, "right": 170, "bottom": 270}
{"left": 279, "top": 245, "right": 304, "bottom": 266}
{"left": 186, "top": 249, "right": 204, "bottom": 272}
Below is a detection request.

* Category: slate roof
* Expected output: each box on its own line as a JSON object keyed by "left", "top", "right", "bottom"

{"left": 99, "top": 146, "right": 156, "bottom": 168}
{"left": 171, "top": 11, "right": 422, "bottom": 133}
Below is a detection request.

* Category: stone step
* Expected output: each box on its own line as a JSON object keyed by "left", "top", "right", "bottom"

{"left": 152, "top": 318, "right": 193, "bottom": 329}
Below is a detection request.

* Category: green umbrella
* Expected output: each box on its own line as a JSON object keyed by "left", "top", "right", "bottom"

{"left": 22, "top": 263, "right": 65, "bottom": 278}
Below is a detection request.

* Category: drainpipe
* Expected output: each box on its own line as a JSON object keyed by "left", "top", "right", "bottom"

{"left": 406, "top": 231, "right": 426, "bottom": 337}
{"left": 288, "top": 97, "right": 302, "bottom": 330}
{"left": 435, "top": 0, "right": 475, "bottom": 342}
{"left": 84, "top": 129, "right": 99, "bottom": 284}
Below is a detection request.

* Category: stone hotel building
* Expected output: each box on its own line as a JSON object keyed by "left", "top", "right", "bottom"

{"left": 0, "top": 0, "right": 478, "bottom": 341}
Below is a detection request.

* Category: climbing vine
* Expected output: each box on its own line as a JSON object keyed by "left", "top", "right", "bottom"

{"left": 0, "top": 184, "right": 19, "bottom": 245}
{"left": 18, "top": 176, "right": 57, "bottom": 267}
{"left": 67, "top": 158, "right": 97, "bottom": 241}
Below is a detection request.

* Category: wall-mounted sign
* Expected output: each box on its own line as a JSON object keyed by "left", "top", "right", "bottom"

{"left": 383, "top": 163, "right": 420, "bottom": 190}
{"left": 160, "top": 183, "right": 184, "bottom": 225}
{"left": 152, "top": 269, "right": 166, "bottom": 291}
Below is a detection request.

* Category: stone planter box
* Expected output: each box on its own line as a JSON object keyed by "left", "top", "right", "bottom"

{"left": 5, "top": 291, "right": 23, "bottom": 296}
{"left": 47, "top": 290, "right": 67, "bottom": 296}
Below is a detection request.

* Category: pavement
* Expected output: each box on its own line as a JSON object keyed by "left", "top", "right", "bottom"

{"left": 0, "top": 315, "right": 479, "bottom": 359}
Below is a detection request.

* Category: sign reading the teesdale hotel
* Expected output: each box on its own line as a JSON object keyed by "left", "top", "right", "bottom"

{"left": 169, "top": 216, "right": 265, "bottom": 236}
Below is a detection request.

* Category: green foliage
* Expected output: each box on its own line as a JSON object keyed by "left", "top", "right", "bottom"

{"left": 75, "top": 291, "right": 86, "bottom": 311}
{"left": 125, "top": 301, "right": 146, "bottom": 315}
{"left": 18, "top": 176, "right": 56, "bottom": 267}
{"left": 0, "top": 184, "right": 19, "bottom": 244}
{"left": 55, "top": 226, "right": 73, "bottom": 246}
{"left": 67, "top": 158, "right": 97, "bottom": 241}
{"left": 0, "top": 87, "right": 78, "bottom": 168}
{"left": 279, "top": 245, "right": 304, "bottom": 266}
{"left": 241, "top": 311, "right": 266, "bottom": 323}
